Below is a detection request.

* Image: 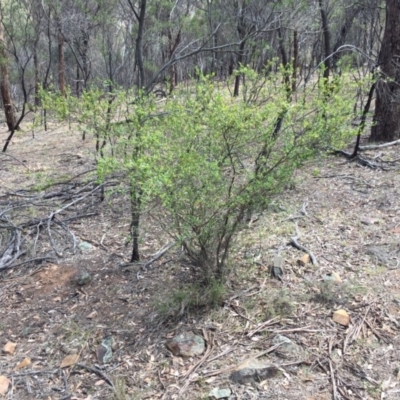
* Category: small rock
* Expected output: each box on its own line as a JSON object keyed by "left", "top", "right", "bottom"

{"left": 96, "top": 336, "right": 113, "bottom": 364}
{"left": 332, "top": 309, "right": 350, "bottom": 326}
{"left": 78, "top": 241, "right": 93, "bottom": 251}
{"left": 3, "top": 341, "right": 16, "bottom": 355}
{"left": 166, "top": 332, "right": 205, "bottom": 357}
{"left": 331, "top": 272, "right": 342, "bottom": 283}
{"left": 361, "top": 217, "right": 380, "bottom": 225}
{"left": 271, "top": 255, "right": 284, "bottom": 279}
{"left": 14, "top": 357, "right": 31, "bottom": 371}
{"left": 297, "top": 254, "right": 310, "bottom": 266}
{"left": 87, "top": 310, "right": 98, "bottom": 319}
{"left": 230, "top": 358, "right": 279, "bottom": 384}
{"left": 272, "top": 334, "right": 302, "bottom": 359}
{"left": 60, "top": 354, "right": 79, "bottom": 368}
{"left": 323, "top": 272, "right": 342, "bottom": 283}
{"left": 21, "top": 327, "right": 31, "bottom": 337}
{"left": 0, "top": 375, "right": 10, "bottom": 395}
{"left": 72, "top": 270, "right": 91, "bottom": 286}
{"left": 209, "top": 387, "right": 232, "bottom": 399}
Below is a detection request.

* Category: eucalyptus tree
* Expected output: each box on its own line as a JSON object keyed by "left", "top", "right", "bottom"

{"left": 371, "top": 0, "right": 400, "bottom": 141}
{"left": 1, "top": 0, "right": 41, "bottom": 150}
{"left": 0, "top": 9, "right": 15, "bottom": 131}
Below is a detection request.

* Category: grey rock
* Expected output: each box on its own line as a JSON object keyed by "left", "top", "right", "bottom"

{"left": 78, "top": 241, "right": 93, "bottom": 251}
{"left": 96, "top": 336, "right": 113, "bottom": 364}
{"left": 230, "top": 358, "right": 279, "bottom": 384}
{"left": 272, "top": 334, "right": 302, "bottom": 359}
{"left": 271, "top": 255, "right": 284, "bottom": 279}
{"left": 209, "top": 387, "right": 232, "bottom": 399}
{"left": 72, "top": 270, "right": 92, "bottom": 286}
{"left": 166, "top": 332, "right": 205, "bottom": 357}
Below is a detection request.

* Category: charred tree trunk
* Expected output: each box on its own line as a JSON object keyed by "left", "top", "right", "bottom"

{"left": 0, "top": 19, "right": 16, "bottom": 131}
{"left": 130, "top": 185, "right": 141, "bottom": 262}
{"left": 233, "top": 39, "right": 246, "bottom": 97}
{"left": 292, "top": 30, "right": 298, "bottom": 92}
{"left": 135, "top": 0, "right": 147, "bottom": 89}
{"left": 32, "top": 4, "right": 41, "bottom": 108}
{"left": 167, "top": 28, "right": 181, "bottom": 93}
{"left": 233, "top": 0, "right": 249, "bottom": 97}
{"left": 76, "top": 63, "right": 80, "bottom": 97}
{"left": 33, "top": 44, "right": 40, "bottom": 106}
{"left": 58, "top": 31, "right": 66, "bottom": 96}
{"left": 371, "top": 0, "right": 400, "bottom": 142}
{"left": 278, "top": 27, "right": 291, "bottom": 96}
{"left": 332, "top": 6, "right": 362, "bottom": 68}
{"left": 319, "top": 0, "right": 331, "bottom": 80}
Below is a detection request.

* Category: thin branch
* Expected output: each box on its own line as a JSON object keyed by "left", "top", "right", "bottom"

{"left": 289, "top": 224, "right": 317, "bottom": 265}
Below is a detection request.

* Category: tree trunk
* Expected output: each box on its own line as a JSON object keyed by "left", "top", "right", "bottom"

{"left": 371, "top": 0, "right": 400, "bottom": 142}
{"left": 32, "top": 2, "right": 41, "bottom": 107}
{"left": 58, "top": 32, "right": 66, "bottom": 96}
{"left": 168, "top": 28, "right": 181, "bottom": 93}
{"left": 233, "top": 39, "right": 245, "bottom": 97}
{"left": 332, "top": 6, "right": 362, "bottom": 68}
{"left": 233, "top": 0, "right": 248, "bottom": 97}
{"left": 319, "top": 0, "right": 331, "bottom": 80}
{"left": 34, "top": 44, "right": 40, "bottom": 106}
{"left": 0, "top": 18, "right": 16, "bottom": 131}
{"left": 135, "top": 0, "right": 146, "bottom": 89}
{"left": 292, "top": 30, "right": 298, "bottom": 92}
{"left": 278, "top": 27, "right": 291, "bottom": 96}
{"left": 130, "top": 186, "right": 141, "bottom": 262}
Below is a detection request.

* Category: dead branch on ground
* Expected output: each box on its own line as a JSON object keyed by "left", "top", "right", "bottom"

{"left": 289, "top": 223, "right": 317, "bottom": 265}
{"left": 0, "top": 179, "right": 114, "bottom": 272}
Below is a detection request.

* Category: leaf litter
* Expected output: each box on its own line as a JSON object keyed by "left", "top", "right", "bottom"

{"left": 0, "top": 127, "right": 400, "bottom": 398}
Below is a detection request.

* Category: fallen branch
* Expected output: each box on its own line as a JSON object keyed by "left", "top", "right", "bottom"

{"left": 0, "top": 153, "right": 31, "bottom": 170}
{"left": 271, "top": 326, "right": 324, "bottom": 334}
{"left": 343, "top": 306, "right": 370, "bottom": 353}
{"left": 364, "top": 319, "right": 390, "bottom": 344}
{"left": 331, "top": 149, "right": 389, "bottom": 170}
{"left": 120, "top": 241, "right": 177, "bottom": 277}
{"left": 0, "top": 218, "right": 23, "bottom": 270}
{"left": 75, "top": 363, "right": 114, "bottom": 388}
{"left": 289, "top": 224, "right": 317, "bottom": 265}
{"left": 359, "top": 138, "right": 400, "bottom": 151}
{"left": 10, "top": 369, "right": 58, "bottom": 377}
{"left": 247, "top": 316, "right": 281, "bottom": 338}
{"left": 329, "top": 359, "right": 339, "bottom": 400}
{"left": 201, "top": 342, "right": 284, "bottom": 378}
{"left": 5, "top": 256, "right": 57, "bottom": 270}
{"left": 226, "top": 302, "right": 256, "bottom": 324}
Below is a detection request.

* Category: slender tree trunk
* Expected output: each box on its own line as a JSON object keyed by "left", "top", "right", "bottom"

{"left": 76, "top": 63, "right": 80, "bottom": 97}
{"left": 319, "top": 0, "right": 331, "bottom": 80}
{"left": 130, "top": 186, "right": 141, "bottom": 262}
{"left": 278, "top": 27, "right": 291, "bottom": 96}
{"left": 233, "top": 40, "right": 245, "bottom": 97}
{"left": 58, "top": 31, "right": 66, "bottom": 96}
{"left": 0, "top": 18, "right": 16, "bottom": 131}
{"left": 33, "top": 44, "right": 40, "bottom": 106}
{"left": 135, "top": 0, "right": 147, "bottom": 89}
{"left": 292, "top": 30, "right": 298, "bottom": 91}
{"left": 332, "top": 6, "right": 362, "bottom": 68}
{"left": 81, "top": 31, "right": 89, "bottom": 88}
{"left": 167, "top": 28, "right": 181, "bottom": 93}
{"left": 371, "top": 0, "right": 400, "bottom": 141}
{"left": 32, "top": 3, "right": 41, "bottom": 108}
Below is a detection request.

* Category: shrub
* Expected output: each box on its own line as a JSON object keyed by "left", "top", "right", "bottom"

{"left": 40, "top": 68, "right": 367, "bottom": 287}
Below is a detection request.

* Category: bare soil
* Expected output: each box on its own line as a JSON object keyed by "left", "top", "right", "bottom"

{"left": 1, "top": 123, "right": 400, "bottom": 400}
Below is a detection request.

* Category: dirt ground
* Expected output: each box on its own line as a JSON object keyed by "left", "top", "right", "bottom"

{"left": 1, "top": 123, "right": 400, "bottom": 400}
